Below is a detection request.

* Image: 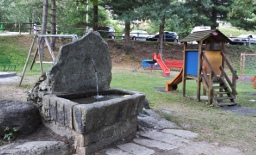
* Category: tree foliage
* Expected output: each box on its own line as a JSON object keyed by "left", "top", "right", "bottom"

{"left": 228, "top": 0, "right": 256, "bottom": 31}
{"left": 0, "top": 0, "right": 43, "bottom": 23}
{"left": 103, "top": 0, "right": 143, "bottom": 52}
{"left": 136, "top": 0, "right": 184, "bottom": 54}
{"left": 0, "top": 0, "right": 255, "bottom": 37}
{"left": 184, "top": 0, "right": 233, "bottom": 29}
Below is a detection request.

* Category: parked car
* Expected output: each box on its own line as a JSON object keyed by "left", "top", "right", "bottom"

{"left": 146, "top": 31, "right": 178, "bottom": 42}
{"left": 98, "top": 26, "right": 115, "bottom": 39}
{"left": 229, "top": 34, "right": 256, "bottom": 45}
{"left": 122, "top": 30, "right": 150, "bottom": 41}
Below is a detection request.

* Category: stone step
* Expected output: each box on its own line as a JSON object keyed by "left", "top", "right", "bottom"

{"left": 117, "top": 143, "right": 155, "bottom": 155}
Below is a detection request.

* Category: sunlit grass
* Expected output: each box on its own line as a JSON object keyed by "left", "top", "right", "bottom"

{"left": 218, "top": 27, "right": 256, "bottom": 37}
{"left": 1, "top": 34, "right": 256, "bottom": 154}
{"left": 111, "top": 68, "right": 256, "bottom": 154}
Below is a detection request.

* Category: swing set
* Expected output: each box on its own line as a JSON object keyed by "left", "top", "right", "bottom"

{"left": 19, "top": 34, "right": 78, "bottom": 86}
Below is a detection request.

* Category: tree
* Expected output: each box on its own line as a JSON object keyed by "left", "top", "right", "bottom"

{"left": 0, "top": 0, "right": 43, "bottom": 23}
{"left": 184, "top": 0, "right": 233, "bottom": 29}
{"left": 50, "top": 0, "right": 56, "bottom": 50}
{"left": 75, "top": 0, "right": 100, "bottom": 31}
{"left": 39, "top": 0, "right": 48, "bottom": 58}
{"left": 136, "top": 0, "right": 182, "bottom": 56}
{"left": 92, "top": 0, "right": 98, "bottom": 30}
{"left": 228, "top": 0, "right": 256, "bottom": 31}
{"left": 104, "top": 0, "right": 144, "bottom": 53}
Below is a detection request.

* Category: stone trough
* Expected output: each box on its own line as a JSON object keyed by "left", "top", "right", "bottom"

{"left": 28, "top": 31, "right": 145, "bottom": 154}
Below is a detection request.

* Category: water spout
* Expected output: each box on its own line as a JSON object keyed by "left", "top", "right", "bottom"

{"left": 90, "top": 58, "right": 104, "bottom": 100}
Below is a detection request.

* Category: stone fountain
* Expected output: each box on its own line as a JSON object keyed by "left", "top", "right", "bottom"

{"left": 28, "top": 31, "right": 145, "bottom": 154}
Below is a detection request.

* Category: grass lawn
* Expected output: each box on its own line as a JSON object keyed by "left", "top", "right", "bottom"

{"left": 1, "top": 34, "right": 256, "bottom": 154}
{"left": 111, "top": 68, "right": 256, "bottom": 154}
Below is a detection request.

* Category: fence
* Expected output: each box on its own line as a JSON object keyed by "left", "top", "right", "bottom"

{"left": 0, "top": 22, "right": 36, "bottom": 34}
{"left": 240, "top": 53, "right": 256, "bottom": 76}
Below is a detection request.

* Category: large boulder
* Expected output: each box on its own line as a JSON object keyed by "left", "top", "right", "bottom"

{"left": 36, "top": 31, "right": 112, "bottom": 95}
{"left": 0, "top": 100, "right": 41, "bottom": 137}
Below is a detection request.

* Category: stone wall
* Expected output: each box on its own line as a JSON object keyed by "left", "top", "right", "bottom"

{"left": 40, "top": 88, "right": 145, "bottom": 154}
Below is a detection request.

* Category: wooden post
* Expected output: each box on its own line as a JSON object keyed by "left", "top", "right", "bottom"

{"left": 19, "top": 23, "right": 21, "bottom": 34}
{"left": 30, "top": 47, "right": 39, "bottom": 70}
{"left": 221, "top": 42, "right": 225, "bottom": 69}
{"left": 44, "top": 37, "right": 55, "bottom": 61}
{"left": 208, "top": 71, "right": 213, "bottom": 104}
{"left": 182, "top": 42, "right": 187, "bottom": 97}
{"left": 197, "top": 41, "right": 203, "bottom": 101}
{"left": 19, "top": 35, "right": 37, "bottom": 86}
{"left": 220, "top": 42, "right": 225, "bottom": 97}
{"left": 232, "top": 70, "right": 237, "bottom": 98}
{"left": 38, "top": 37, "right": 44, "bottom": 74}
{"left": 240, "top": 53, "right": 245, "bottom": 75}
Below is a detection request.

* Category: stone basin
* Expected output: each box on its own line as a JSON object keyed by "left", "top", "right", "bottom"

{"left": 28, "top": 31, "right": 146, "bottom": 154}
{"left": 40, "top": 88, "right": 145, "bottom": 154}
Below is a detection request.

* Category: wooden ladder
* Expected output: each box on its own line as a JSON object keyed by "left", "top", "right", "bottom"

{"left": 201, "top": 51, "right": 238, "bottom": 106}
{"left": 212, "top": 78, "right": 237, "bottom": 106}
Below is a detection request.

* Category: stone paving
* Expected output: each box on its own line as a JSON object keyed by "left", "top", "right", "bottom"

{"left": 100, "top": 109, "right": 244, "bottom": 155}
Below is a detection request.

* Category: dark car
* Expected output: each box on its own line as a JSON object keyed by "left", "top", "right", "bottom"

{"left": 98, "top": 26, "right": 115, "bottom": 39}
{"left": 229, "top": 34, "right": 256, "bottom": 45}
{"left": 146, "top": 31, "right": 178, "bottom": 42}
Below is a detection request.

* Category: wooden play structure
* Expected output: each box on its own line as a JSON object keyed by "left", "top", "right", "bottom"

{"left": 19, "top": 34, "right": 78, "bottom": 86}
{"left": 178, "top": 29, "right": 238, "bottom": 106}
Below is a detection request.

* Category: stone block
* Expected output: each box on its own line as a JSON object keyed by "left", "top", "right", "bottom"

{"left": 73, "top": 106, "right": 83, "bottom": 133}
{"left": 49, "top": 98, "right": 57, "bottom": 121}
{"left": 56, "top": 100, "right": 65, "bottom": 125}
{"left": 41, "top": 95, "right": 51, "bottom": 121}
{"left": 81, "top": 117, "right": 138, "bottom": 155}
{"left": 72, "top": 91, "right": 145, "bottom": 134}
{"left": 63, "top": 100, "right": 77, "bottom": 129}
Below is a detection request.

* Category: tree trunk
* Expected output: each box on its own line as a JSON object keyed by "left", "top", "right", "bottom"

{"left": 158, "top": 16, "right": 165, "bottom": 57}
{"left": 211, "top": 9, "right": 218, "bottom": 29}
{"left": 50, "top": 0, "right": 56, "bottom": 50}
{"left": 124, "top": 20, "right": 132, "bottom": 53}
{"left": 40, "top": 0, "right": 48, "bottom": 58}
{"left": 92, "top": 0, "right": 98, "bottom": 31}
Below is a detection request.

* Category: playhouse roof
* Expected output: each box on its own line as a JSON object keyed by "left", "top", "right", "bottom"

{"left": 180, "top": 29, "right": 230, "bottom": 43}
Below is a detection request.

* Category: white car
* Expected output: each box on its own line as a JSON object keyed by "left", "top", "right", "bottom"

{"left": 123, "top": 30, "right": 150, "bottom": 41}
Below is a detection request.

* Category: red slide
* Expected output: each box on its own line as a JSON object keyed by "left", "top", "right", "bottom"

{"left": 153, "top": 53, "right": 170, "bottom": 77}
{"left": 165, "top": 68, "right": 183, "bottom": 91}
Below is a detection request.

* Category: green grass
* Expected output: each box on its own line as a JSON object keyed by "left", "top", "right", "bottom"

{"left": 218, "top": 27, "right": 256, "bottom": 37}
{"left": 111, "top": 69, "right": 256, "bottom": 154}
{"left": 0, "top": 36, "right": 28, "bottom": 71}
{"left": 1, "top": 34, "right": 256, "bottom": 154}
{"left": 0, "top": 35, "right": 53, "bottom": 76}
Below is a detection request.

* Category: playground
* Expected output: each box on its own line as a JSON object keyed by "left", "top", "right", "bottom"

{"left": 0, "top": 34, "right": 256, "bottom": 154}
